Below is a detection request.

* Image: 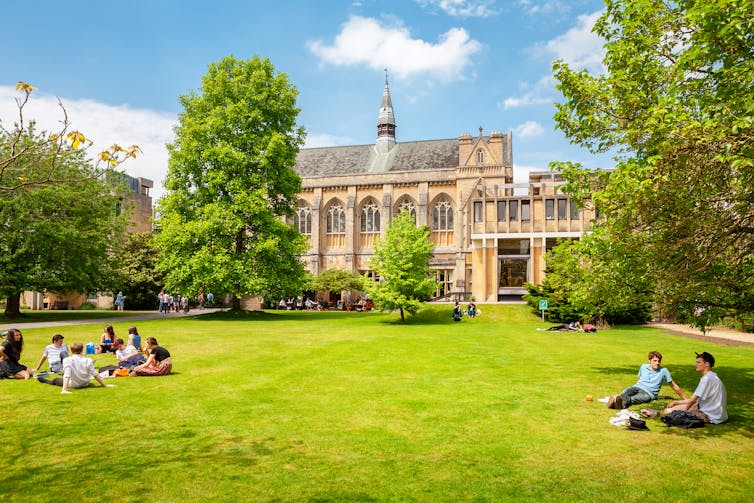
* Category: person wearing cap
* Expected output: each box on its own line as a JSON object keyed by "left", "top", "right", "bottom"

{"left": 606, "top": 351, "right": 686, "bottom": 409}
{"left": 663, "top": 352, "right": 728, "bottom": 424}
{"left": 35, "top": 334, "right": 69, "bottom": 374}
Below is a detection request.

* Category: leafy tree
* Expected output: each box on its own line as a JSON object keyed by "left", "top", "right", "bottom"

{"left": 118, "top": 232, "right": 164, "bottom": 310}
{"left": 311, "top": 269, "right": 364, "bottom": 297}
{"left": 155, "top": 56, "right": 307, "bottom": 309}
{"left": 524, "top": 235, "right": 652, "bottom": 326}
{"left": 365, "top": 211, "right": 438, "bottom": 323}
{"left": 552, "top": 0, "right": 754, "bottom": 329}
{"left": 0, "top": 82, "right": 140, "bottom": 318}
{"left": 0, "top": 127, "right": 128, "bottom": 317}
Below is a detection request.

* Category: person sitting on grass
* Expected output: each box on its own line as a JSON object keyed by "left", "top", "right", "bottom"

{"left": 37, "top": 342, "right": 114, "bottom": 394}
{"left": 662, "top": 351, "right": 727, "bottom": 424}
{"left": 131, "top": 337, "right": 172, "bottom": 377}
{"left": 127, "top": 326, "right": 143, "bottom": 352}
{"left": 467, "top": 300, "right": 476, "bottom": 319}
{"left": 35, "top": 334, "right": 69, "bottom": 374}
{"left": 100, "top": 325, "right": 117, "bottom": 353}
{"left": 451, "top": 302, "right": 462, "bottom": 322}
{"left": 0, "top": 329, "right": 35, "bottom": 379}
{"left": 114, "top": 338, "right": 145, "bottom": 370}
{"left": 606, "top": 351, "right": 686, "bottom": 409}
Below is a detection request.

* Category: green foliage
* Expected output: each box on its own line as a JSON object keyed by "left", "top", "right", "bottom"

{"left": 116, "top": 232, "right": 163, "bottom": 310}
{"left": 310, "top": 268, "right": 363, "bottom": 294}
{"left": 552, "top": 0, "right": 754, "bottom": 327}
{"left": 5, "top": 306, "right": 754, "bottom": 500}
{"left": 365, "top": 211, "right": 438, "bottom": 322}
{"left": 0, "top": 125, "right": 127, "bottom": 317}
{"left": 156, "top": 56, "right": 307, "bottom": 307}
{"left": 523, "top": 237, "right": 652, "bottom": 325}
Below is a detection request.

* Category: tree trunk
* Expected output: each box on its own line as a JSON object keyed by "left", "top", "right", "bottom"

{"left": 4, "top": 293, "right": 22, "bottom": 318}
{"left": 231, "top": 294, "right": 242, "bottom": 311}
{"left": 400, "top": 308, "right": 405, "bottom": 323}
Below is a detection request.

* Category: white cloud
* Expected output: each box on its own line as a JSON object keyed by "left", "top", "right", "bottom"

{"left": 513, "top": 120, "right": 545, "bottom": 138}
{"left": 0, "top": 85, "right": 175, "bottom": 200}
{"left": 303, "top": 132, "right": 354, "bottom": 148}
{"left": 417, "top": 0, "right": 499, "bottom": 18}
{"left": 543, "top": 10, "right": 605, "bottom": 73}
{"left": 499, "top": 74, "right": 556, "bottom": 110}
{"left": 307, "top": 15, "right": 483, "bottom": 81}
{"left": 517, "top": 0, "right": 571, "bottom": 17}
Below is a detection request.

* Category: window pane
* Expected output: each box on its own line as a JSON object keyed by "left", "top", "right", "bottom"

{"left": 509, "top": 201, "right": 518, "bottom": 221}
{"left": 497, "top": 201, "right": 506, "bottom": 221}
{"left": 474, "top": 201, "right": 483, "bottom": 222}
{"left": 570, "top": 200, "right": 579, "bottom": 220}
{"left": 448, "top": 208, "right": 453, "bottom": 228}
{"left": 546, "top": 199, "right": 554, "bottom": 220}
{"left": 521, "top": 201, "right": 530, "bottom": 221}
{"left": 558, "top": 199, "right": 567, "bottom": 220}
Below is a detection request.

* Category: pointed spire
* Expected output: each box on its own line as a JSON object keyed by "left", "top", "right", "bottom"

{"left": 376, "top": 69, "right": 396, "bottom": 153}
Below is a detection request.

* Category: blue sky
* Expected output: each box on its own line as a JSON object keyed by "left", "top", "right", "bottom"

{"left": 1, "top": 0, "right": 611, "bottom": 199}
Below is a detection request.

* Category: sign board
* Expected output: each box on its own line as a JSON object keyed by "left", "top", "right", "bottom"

{"left": 538, "top": 299, "right": 548, "bottom": 311}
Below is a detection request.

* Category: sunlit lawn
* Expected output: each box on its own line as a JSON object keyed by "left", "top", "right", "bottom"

{"left": 3, "top": 305, "right": 753, "bottom": 502}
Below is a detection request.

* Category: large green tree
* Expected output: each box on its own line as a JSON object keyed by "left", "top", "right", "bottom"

{"left": 1, "top": 82, "right": 139, "bottom": 317}
{"left": 156, "top": 56, "right": 307, "bottom": 309}
{"left": 552, "top": 0, "right": 754, "bottom": 328}
{"left": 0, "top": 126, "right": 128, "bottom": 317}
{"left": 365, "top": 211, "right": 438, "bottom": 323}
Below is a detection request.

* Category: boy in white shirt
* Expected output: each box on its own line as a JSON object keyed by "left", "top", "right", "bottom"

{"left": 37, "top": 342, "right": 113, "bottom": 394}
{"left": 35, "top": 334, "right": 68, "bottom": 374}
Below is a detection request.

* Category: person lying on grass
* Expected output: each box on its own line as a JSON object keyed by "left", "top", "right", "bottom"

{"left": 606, "top": 351, "right": 686, "bottom": 409}
{"left": 130, "top": 337, "right": 172, "bottom": 377}
{"left": 38, "top": 341, "right": 114, "bottom": 394}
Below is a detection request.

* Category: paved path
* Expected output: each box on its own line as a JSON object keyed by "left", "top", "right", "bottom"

{"left": 0, "top": 308, "right": 227, "bottom": 331}
{"left": 647, "top": 322, "right": 754, "bottom": 345}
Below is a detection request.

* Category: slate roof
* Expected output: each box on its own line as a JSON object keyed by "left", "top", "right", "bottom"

{"left": 295, "top": 139, "right": 459, "bottom": 178}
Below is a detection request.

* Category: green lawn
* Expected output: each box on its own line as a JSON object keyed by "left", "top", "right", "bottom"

{"left": 3, "top": 305, "right": 753, "bottom": 502}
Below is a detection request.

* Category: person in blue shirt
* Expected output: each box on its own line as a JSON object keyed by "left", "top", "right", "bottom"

{"left": 607, "top": 351, "right": 687, "bottom": 409}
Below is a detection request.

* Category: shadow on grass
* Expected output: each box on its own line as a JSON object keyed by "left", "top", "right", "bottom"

{"left": 190, "top": 308, "right": 456, "bottom": 326}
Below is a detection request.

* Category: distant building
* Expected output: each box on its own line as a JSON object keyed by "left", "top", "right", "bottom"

{"left": 22, "top": 174, "right": 153, "bottom": 310}
{"left": 292, "top": 78, "right": 596, "bottom": 302}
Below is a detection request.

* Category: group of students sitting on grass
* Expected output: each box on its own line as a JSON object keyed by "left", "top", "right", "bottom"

{"left": 0, "top": 326, "right": 172, "bottom": 394}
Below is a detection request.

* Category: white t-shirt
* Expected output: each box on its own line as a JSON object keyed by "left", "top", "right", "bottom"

{"left": 695, "top": 371, "right": 728, "bottom": 424}
{"left": 115, "top": 344, "right": 137, "bottom": 360}
{"left": 42, "top": 343, "right": 69, "bottom": 369}
{"left": 62, "top": 354, "right": 97, "bottom": 389}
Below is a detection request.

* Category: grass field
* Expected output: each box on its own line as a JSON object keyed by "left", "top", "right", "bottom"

{"left": 3, "top": 304, "right": 753, "bottom": 502}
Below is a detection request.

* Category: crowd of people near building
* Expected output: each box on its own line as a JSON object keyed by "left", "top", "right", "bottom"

{"left": 156, "top": 291, "right": 214, "bottom": 314}
{"left": 1, "top": 326, "right": 172, "bottom": 393}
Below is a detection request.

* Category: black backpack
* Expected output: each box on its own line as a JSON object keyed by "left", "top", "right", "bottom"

{"left": 662, "top": 410, "right": 706, "bottom": 429}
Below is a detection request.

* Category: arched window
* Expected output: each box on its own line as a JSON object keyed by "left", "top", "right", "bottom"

{"left": 294, "top": 204, "right": 312, "bottom": 234}
{"left": 360, "top": 200, "right": 380, "bottom": 233}
{"left": 432, "top": 197, "right": 454, "bottom": 231}
{"left": 476, "top": 149, "right": 485, "bottom": 164}
{"left": 326, "top": 202, "right": 346, "bottom": 234}
{"left": 395, "top": 196, "right": 416, "bottom": 221}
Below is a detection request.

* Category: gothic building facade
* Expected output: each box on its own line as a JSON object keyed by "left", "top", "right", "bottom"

{"left": 293, "top": 80, "right": 595, "bottom": 302}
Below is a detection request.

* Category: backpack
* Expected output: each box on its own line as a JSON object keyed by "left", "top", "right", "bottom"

{"left": 662, "top": 410, "right": 706, "bottom": 429}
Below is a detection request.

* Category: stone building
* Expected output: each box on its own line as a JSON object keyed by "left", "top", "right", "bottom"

{"left": 293, "top": 79, "right": 595, "bottom": 302}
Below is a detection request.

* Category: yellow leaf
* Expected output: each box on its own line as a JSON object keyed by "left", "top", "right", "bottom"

{"left": 15, "top": 81, "right": 37, "bottom": 93}
{"left": 66, "top": 131, "right": 90, "bottom": 149}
